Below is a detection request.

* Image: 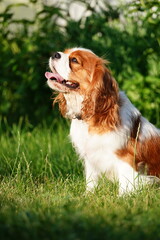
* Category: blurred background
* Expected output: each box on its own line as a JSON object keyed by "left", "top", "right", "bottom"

{"left": 0, "top": 0, "right": 160, "bottom": 128}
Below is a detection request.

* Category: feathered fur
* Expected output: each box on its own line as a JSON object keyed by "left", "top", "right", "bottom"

{"left": 46, "top": 47, "right": 160, "bottom": 195}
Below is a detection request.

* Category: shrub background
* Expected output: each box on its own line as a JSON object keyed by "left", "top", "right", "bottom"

{"left": 0, "top": 0, "right": 159, "bottom": 127}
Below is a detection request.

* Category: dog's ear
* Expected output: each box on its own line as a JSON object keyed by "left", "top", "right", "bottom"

{"left": 54, "top": 93, "right": 67, "bottom": 117}
{"left": 82, "top": 63, "right": 120, "bottom": 132}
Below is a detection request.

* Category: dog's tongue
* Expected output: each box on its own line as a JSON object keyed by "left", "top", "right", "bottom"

{"left": 45, "top": 72, "right": 64, "bottom": 82}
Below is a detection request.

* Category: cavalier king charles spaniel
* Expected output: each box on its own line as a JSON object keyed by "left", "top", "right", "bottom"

{"left": 45, "top": 47, "right": 160, "bottom": 195}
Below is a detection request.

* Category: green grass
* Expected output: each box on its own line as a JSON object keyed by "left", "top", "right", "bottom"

{"left": 0, "top": 119, "right": 160, "bottom": 240}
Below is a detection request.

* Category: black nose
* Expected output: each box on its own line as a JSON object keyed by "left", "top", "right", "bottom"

{"left": 51, "top": 52, "right": 61, "bottom": 59}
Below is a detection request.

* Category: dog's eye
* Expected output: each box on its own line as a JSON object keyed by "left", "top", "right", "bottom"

{"left": 71, "top": 57, "right": 78, "bottom": 63}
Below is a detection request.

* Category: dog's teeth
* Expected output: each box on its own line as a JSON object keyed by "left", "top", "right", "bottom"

{"left": 66, "top": 81, "right": 72, "bottom": 85}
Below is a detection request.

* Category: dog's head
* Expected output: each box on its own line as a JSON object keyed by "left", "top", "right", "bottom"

{"left": 45, "top": 48, "right": 119, "bottom": 132}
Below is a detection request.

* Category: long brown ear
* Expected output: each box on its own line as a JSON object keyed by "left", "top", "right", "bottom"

{"left": 82, "top": 63, "right": 120, "bottom": 133}
{"left": 54, "top": 93, "right": 67, "bottom": 117}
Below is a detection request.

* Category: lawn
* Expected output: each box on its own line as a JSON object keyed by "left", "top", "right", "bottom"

{"left": 0, "top": 119, "right": 160, "bottom": 240}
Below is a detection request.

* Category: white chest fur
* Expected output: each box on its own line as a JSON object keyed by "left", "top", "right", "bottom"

{"left": 64, "top": 92, "right": 84, "bottom": 119}
{"left": 70, "top": 119, "right": 125, "bottom": 159}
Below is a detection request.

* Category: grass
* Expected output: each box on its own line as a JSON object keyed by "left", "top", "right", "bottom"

{"left": 0, "top": 119, "right": 160, "bottom": 240}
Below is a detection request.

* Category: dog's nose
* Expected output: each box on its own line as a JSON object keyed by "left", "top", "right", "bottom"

{"left": 51, "top": 52, "right": 61, "bottom": 59}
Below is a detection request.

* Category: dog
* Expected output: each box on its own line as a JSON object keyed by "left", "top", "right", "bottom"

{"left": 45, "top": 47, "right": 160, "bottom": 195}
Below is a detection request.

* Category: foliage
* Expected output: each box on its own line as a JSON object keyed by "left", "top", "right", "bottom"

{"left": 0, "top": 0, "right": 159, "bottom": 126}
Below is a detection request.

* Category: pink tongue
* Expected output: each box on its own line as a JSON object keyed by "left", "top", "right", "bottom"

{"left": 45, "top": 72, "right": 64, "bottom": 82}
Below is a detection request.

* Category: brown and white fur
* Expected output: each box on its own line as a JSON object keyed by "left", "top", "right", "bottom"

{"left": 45, "top": 47, "right": 160, "bottom": 195}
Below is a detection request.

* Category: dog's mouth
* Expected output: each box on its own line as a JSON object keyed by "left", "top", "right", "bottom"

{"left": 45, "top": 72, "right": 79, "bottom": 90}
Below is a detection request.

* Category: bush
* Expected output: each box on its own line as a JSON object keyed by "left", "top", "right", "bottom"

{"left": 0, "top": 0, "right": 159, "bottom": 126}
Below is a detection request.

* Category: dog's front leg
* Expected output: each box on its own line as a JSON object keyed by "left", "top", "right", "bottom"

{"left": 117, "top": 162, "right": 139, "bottom": 195}
{"left": 85, "top": 160, "right": 99, "bottom": 192}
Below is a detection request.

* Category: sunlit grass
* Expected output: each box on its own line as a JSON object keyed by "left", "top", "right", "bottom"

{"left": 0, "top": 120, "right": 160, "bottom": 240}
